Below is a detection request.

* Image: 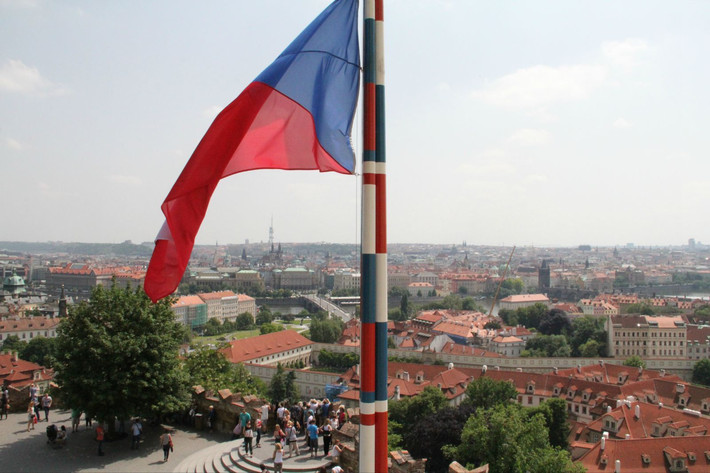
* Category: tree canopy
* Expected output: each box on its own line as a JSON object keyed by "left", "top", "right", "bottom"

{"left": 54, "top": 285, "right": 189, "bottom": 429}
{"left": 692, "top": 359, "right": 710, "bottom": 387}
{"left": 184, "top": 345, "right": 266, "bottom": 396}
{"left": 446, "top": 403, "right": 583, "bottom": 473}
{"left": 463, "top": 376, "right": 517, "bottom": 410}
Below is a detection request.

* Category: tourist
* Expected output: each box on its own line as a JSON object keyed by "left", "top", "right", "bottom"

{"left": 272, "top": 442, "right": 284, "bottom": 473}
{"left": 321, "top": 419, "right": 333, "bottom": 457}
{"left": 159, "top": 427, "right": 173, "bottom": 462}
{"left": 255, "top": 418, "right": 262, "bottom": 447}
{"left": 130, "top": 418, "right": 142, "bottom": 449}
{"left": 330, "top": 439, "right": 344, "bottom": 464}
{"left": 243, "top": 420, "right": 254, "bottom": 457}
{"left": 337, "top": 406, "right": 346, "bottom": 429}
{"left": 207, "top": 405, "right": 216, "bottom": 432}
{"left": 71, "top": 408, "right": 81, "bottom": 432}
{"left": 239, "top": 407, "right": 251, "bottom": 448}
{"left": 41, "top": 392, "right": 52, "bottom": 422}
{"left": 96, "top": 423, "right": 105, "bottom": 456}
{"left": 260, "top": 401, "right": 270, "bottom": 433}
{"left": 285, "top": 420, "right": 299, "bottom": 457}
{"left": 26, "top": 402, "right": 35, "bottom": 431}
{"left": 1, "top": 386, "right": 9, "bottom": 420}
{"left": 273, "top": 423, "right": 286, "bottom": 446}
{"left": 307, "top": 419, "right": 319, "bottom": 457}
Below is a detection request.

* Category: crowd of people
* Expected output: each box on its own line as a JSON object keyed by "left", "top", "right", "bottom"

{"left": 228, "top": 398, "right": 347, "bottom": 472}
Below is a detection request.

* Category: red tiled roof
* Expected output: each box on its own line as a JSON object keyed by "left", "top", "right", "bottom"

{"left": 220, "top": 330, "right": 312, "bottom": 364}
{"left": 0, "top": 316, "right": 61, "bottom": 333}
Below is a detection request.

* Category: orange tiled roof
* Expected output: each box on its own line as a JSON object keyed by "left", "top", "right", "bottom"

{"left": 220, "top": 330, "right": 312, "bottom": 364}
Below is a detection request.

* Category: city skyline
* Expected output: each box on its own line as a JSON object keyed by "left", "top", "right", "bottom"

{"left": 2, "top": 0, "right": 709, "bottom": 248}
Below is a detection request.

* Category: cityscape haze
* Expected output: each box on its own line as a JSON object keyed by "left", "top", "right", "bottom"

{"left": 2, "top": 1, "right": 710, "bottom": 247}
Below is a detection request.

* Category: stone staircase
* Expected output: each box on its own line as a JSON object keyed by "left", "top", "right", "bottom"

{"left": 174, "top": 439, "right": 333, "bottom": 473}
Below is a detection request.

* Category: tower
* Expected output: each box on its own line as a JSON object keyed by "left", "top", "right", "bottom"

{"left": 538, "top": 259, "right": 550, "bottom": 292}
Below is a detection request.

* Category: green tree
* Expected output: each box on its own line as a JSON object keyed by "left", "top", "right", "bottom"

{"left": 463, "top": 376, "right": 517, "bottom": 410}
{"left": 269, "top": 363, "right": 299, "bottom": 403}
{"left": 1, "top": 335, "right": 27, "bottom": 353}
{"left": 461, "top": 297, "right": 483, "bottom": 312}
{"left": 389, "top": 385, "right": 448, "bottom": 449}
{"left": 539, "top": 309, "right": 571, "bottom": 336}
{"left": 692, "top": 359, "right": 710, "bottom": 387}
{"left": 308, "top": 318, "right": 344, "bottom": 343}
{"left": 578, "top": 339, "right": 603, "bottom": 358}
{"left": 400, "top": 293, "right": 410, "bottom": 319}
{"left": 184, "top": 345, "right": 265, "bottom": 396}
{"left": 19, "top": 336, "right": 58, "bottom": 368}
{"left": 516, "top": 303, "right": 549, "bottom": 330}
{"left": 236, "top": 312, "right": 255, "bottom": 330}
{"left": 260, "top": 323, "right": 284, "bottom": 335}
{"left": 623, "top": 302, "right": 656, "bottom": 315}
{"left": 524, "top": 335, "right": 571, "bottom": 357}
{"left": 527, "top": 398, "right": 570, "bottom": 449}
{"left": 54, "top": 285, "right": 189, "bottom": 433}
{"left": 256, "top": 306, "right": 273, "bottom": 325}
{"left": 569, "top": 315, "right": 607, "bottom": 357}
{"left": 623, "top": 355, "right": 646, "bottom": 369}
{"left": 483, "top": 320, "right": 501, "bottom": 330}
{"left": 447, "top": 403, "right": 583, "bottom": 473}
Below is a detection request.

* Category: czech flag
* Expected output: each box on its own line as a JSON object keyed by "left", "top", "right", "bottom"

{"left": 145, "top": 0, "right": 360, "bottom": 302}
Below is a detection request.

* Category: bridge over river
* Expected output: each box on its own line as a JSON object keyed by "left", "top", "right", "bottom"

{"left": 255, "top": 294, "right": 352, "bottom": 322}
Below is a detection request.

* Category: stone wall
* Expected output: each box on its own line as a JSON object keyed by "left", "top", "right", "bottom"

{"left": 191, "top": 386, "right": 267, "bottom": 435}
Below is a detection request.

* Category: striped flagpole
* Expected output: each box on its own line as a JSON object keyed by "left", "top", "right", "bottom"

{"left": 360, "top": 0, "right": 378, "bottom": 471}
{"left": 373, "top": 0, "right": 388, "bottom": 472}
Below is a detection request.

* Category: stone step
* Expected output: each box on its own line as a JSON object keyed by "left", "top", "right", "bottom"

{"left": 175, "top": 440, "right": 331, "bottom": 473}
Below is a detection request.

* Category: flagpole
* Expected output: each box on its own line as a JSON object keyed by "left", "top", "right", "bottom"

{"left": 361, "top": 0, "right": 378, "bottom": 471}
{"left": 373, "top": 1, "right": 388, "bottom": 472}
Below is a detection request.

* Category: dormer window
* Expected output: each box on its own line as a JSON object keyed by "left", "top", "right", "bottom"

{"left": 641, "top": 454, "right": 651, "bottom": 465}
{"left": 526, "top": 382, "right": 535, "bottom": 394}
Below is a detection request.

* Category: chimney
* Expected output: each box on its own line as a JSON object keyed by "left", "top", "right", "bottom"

{"left": 601, "top": 437, "right": 606, "bottom": 450}
{"left": 603, "top": 432, "right": 609, "bottom": 439}
{"left": 553, "top": 367, "right": 558, "bottom": 375}
{"left": 635, "top": 404, "right": 640, "bottom": 419}
{"left": 615, "top": 459, "right": 621, "bottom": 473}
{"left": 660, "top": 369, "right": 665, "bottom": 377}
{"left": 481, "top": 365, "right": 487, "bottom": 374}
{"left": 625, "top": 434, "right": 630, "bottom": 440}
{"left": 394, "top": 385, "right": 400, "bottom": 401}
{"left": 607, "top": 406, "right": 612, "bottom": 413}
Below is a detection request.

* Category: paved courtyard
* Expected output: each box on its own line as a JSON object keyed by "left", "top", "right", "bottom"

{"left": 0, "top": 409, "right": 224, "bottom": 473}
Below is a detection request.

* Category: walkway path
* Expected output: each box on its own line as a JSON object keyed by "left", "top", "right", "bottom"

{"left": 0, "top": 409, "right": 223, "bottom": 473}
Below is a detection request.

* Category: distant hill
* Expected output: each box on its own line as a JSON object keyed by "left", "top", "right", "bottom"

{"left": 0, "top": 241, "right": 153, "bottom": 257}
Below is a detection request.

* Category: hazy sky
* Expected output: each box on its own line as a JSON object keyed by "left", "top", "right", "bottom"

{"left": 2, "top": 0, "right": 709, "bottom": 248}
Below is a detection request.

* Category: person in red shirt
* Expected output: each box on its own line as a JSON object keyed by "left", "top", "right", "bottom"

{"left": 95, "top": 424, "right": 105, "bottom": 456}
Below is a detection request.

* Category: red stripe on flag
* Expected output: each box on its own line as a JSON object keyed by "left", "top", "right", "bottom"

{"left": 145, "top": 82, "right": 348, "bottom": 302}
{"left": 375, "top": 0, "right": 384, "bottom": 21}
